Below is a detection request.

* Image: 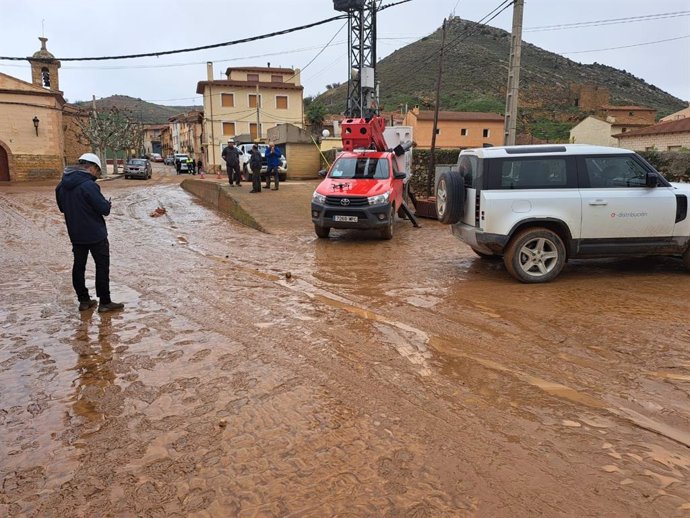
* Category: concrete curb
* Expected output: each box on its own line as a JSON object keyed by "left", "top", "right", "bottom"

{"left": 180, "top": 179, "right": 267, "bottom": 233}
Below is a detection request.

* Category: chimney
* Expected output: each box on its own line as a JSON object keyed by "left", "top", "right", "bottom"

{"left": 206, "top": 62, "right": 214, "bottom": 81}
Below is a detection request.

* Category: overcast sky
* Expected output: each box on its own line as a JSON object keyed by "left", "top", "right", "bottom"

{"left": 1, "top": 0, "right": 688, "bottom": 108}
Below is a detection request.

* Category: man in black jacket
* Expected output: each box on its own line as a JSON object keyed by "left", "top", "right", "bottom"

{"left": 248, "top": 144, "right": 263, "bottom": 193}
{"left": 55, "top": 153, "right": 124, "bottom": 313}
{"left": 221, "top": 139, "right": 241, "bottom": 186}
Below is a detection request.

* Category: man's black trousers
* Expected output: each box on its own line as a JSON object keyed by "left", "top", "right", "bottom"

{"left": 72, "top": 238, "right": 111, "bottom": 304}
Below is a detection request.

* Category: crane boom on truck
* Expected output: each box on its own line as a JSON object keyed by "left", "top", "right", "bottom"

{"left": 308, "top": 0, "right": 417, "bottom": 239}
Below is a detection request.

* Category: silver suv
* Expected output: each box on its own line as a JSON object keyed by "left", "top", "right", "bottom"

{"left": 436, "top": 144, "right": 690, "bottom": 283}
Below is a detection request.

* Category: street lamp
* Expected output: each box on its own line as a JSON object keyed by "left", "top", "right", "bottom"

{"left": 32, "top": 116, "right": 40, "bottom": 136}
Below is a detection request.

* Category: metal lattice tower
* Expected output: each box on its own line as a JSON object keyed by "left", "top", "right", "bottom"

{"left": 334, "top": 0, "right": 378, "bottom": 118}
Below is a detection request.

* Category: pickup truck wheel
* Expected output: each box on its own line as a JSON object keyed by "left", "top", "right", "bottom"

{"left": 436, "top": 171, "right": 464, "bottom": 224}
{"left": 471, "top": 247, "right": 502, "bottom": 261}
{"left": 683, "top": 247, "right": 690, "bottom": 270}
{"left": 380, "top": 205, "right": 394, "bottom": 240}
{"left": 504, "top": 227, "right": 565, "bottom": 283}
{"left": 315, "top": 225, "right": 330, "bottom": 238}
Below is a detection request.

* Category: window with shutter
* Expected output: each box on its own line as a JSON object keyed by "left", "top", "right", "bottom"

{"left": 276, "top": 96, "right": 288, "bottom": 110}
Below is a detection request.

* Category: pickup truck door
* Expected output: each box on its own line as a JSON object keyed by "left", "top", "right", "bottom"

{"left": 578, "top": 155, "right": 676, "bottom": 253}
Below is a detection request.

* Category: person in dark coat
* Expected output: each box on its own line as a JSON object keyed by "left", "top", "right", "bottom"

{"left": 222, "top": 139, "right": 241, "bottom": 186}
{"left": 55, "top": 153, "right": 124, "bottom": 313}
{"left": 264, "top": 142, "right": 282, "bottom": 190}
{"left": 248, "top": 144, "right": 263, "bottom": 193}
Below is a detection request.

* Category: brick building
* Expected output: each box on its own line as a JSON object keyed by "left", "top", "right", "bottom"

{"left": 615, "top": 117, "right": 690, "bottom": 151}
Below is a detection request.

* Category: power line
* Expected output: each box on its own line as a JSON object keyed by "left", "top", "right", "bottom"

{"left": 283, "top": 21, "right": 348, "bottom": 84}
{"left": 0, "top": 15, "right": 347, "bottom": 62}
{"left": 560, "top": 34, "right": 690, "bottom": 55}
{"left": 524, "top": 10, "right": 690, "bottom": 32}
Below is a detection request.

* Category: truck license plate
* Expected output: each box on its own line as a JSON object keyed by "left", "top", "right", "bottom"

{"left": 334, "top": 215, "right": 358, "bottom": 222}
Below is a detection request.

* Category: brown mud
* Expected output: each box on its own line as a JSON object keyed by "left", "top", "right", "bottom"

{"left": 1, "top": 167, "right": 689, "bottom": 517}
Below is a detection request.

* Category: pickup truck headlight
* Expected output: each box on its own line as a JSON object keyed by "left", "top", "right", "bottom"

{"left": 367, "top": 190, "right": 391, "bottom": 206}
{"left": 312, "top": 191, "right": 326, "bottom": 204}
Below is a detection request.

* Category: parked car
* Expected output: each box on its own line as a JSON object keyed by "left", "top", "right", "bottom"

{"left": 435, "top": 144, "right": 690, "bottom": 283}
{"left": 164, "top": 155, "right": 175, "bottom": 165}
{"left": 236, "top": 143, "right": 287, "bottom": 181}
{"left": 174, "top": 154, "right": 190, "bottom": 174}
{"left": 149, "top": 153, "right": 163, "bottom": 162}
{"left": 123, "top": 158, "right": 152, "bottom": 180}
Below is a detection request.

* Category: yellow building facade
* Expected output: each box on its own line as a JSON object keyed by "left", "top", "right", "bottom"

{"left": 403, "top": 107, "right": 504, "bottom": 149}
{"left": 0, "top": 38, "right": 66, "bottom": 181}
{"left": 197, "top": 64, "right": 304, "bottom": 170}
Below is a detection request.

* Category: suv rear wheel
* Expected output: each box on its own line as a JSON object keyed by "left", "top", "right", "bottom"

{"left": 504, "top": 227, "right": 566, "bottom": 283}
{"left": 436, "top": 171, "right": 464, "bottom": 224}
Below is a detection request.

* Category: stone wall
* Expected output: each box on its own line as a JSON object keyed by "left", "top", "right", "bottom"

{"left": 11, "top": 153, "right": 63, "bottom": 181}
{"left": 619, "top": 132, "right": 690, "bottom": 152}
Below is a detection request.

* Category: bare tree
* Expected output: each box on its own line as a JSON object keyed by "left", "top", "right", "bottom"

{"left": 74, "top": 107, "right": 133, "bottom": 175}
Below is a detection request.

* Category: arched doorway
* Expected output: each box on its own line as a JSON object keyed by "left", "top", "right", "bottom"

{"left": 0, "top": 146, "right": 9, "bottom": 181}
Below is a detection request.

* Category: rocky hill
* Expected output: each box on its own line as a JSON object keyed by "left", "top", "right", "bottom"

{"left": 316, "top": 17, "right": 686, "bottom": 141}
{"left": 74, "top": 95, "right": 201, "bottom": 125}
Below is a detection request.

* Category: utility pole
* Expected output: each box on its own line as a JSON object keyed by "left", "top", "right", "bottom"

{"left": 503, "top": 0, "right": 524, "bottom": 146}
{"left": 255, "top": 83, "right": 261, "bottom": 141}
{"left": 427, "top": 18, "right": 446, "bottom": 197}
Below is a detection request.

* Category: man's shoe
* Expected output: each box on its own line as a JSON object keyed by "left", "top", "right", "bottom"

{"left": 249, "top": 189, "right": 257, "bottom": 193}
{"left": 78, "top": 299, "right": 97, "bottom": 311}
{"left": 98, "top": 302, "right": 125, "bottom": 313}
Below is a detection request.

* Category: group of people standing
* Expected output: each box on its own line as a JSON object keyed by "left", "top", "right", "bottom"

{"left": 222, "top": 139, "right": 283, "bottom": 193}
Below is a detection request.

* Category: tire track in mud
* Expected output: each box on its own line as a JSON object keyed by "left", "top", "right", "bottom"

{"left": 3, "top": 184, "right": 689, "bottom": 516}
{"left": 83, "top": 187, "right": 626, "bottom": 515}
{"left": 116, "top": 184, "right": 690, "bottom": 443}
{"left": 125, "top": 193, "right": 690, "bottom": 511}
{"left": 149, "top": 207, "right": 690, "bottom": 451}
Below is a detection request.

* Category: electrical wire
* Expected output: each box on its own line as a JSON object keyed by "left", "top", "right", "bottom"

{"left": 524, "top": 11, "right": 690, "bottom": 32}
{"left": 559, "top": 34, "right": 690, "bottom": 55}
{"left": 0, "top": 15, "right": 347, "bottom": 62}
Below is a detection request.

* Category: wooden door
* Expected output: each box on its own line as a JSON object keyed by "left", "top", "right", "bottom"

{"left": 0, "top": 147, "right": 9, "bottom": 181}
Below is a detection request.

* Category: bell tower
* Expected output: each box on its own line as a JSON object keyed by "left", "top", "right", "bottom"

{"left": 28, "top": 37, "right": 61, "bottom": 92}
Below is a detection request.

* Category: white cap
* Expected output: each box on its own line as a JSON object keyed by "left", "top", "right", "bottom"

{"left": 78, "top": 152, "right": 102, "bottom": 170}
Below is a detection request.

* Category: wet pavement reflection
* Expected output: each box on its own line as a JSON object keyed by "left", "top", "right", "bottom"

{"left": 1, "top": 176, "right": 689, "bottom": 516}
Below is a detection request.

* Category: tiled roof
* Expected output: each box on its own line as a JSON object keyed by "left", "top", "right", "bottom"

{"left": 600, "top": 104, "right": 655, "bottom": 111}
{"left": 226, "top": 66, "right": 295, "bottom": 74}
{"left": 196, "top": 80, "right": 302, "bottom": 94}
{"left": 614, "top": 117, "right": 690, "bottom": 138}
{"left": 413, "top": 110, "right": 504, "bottom": 122}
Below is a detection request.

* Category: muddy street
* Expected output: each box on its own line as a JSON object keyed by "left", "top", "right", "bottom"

{"left": 1, "top": 173, "right": 689, "bottom": 517}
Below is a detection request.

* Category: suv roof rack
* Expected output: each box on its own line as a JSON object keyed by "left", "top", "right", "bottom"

{"left": 504, "top": 145, "right": 567, "bottom": 154}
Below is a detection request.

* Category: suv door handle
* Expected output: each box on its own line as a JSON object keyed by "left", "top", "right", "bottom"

{"left": 588, "top": 199, "right": 608, "bottom": 206}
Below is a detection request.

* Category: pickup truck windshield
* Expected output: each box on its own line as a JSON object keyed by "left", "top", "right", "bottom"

{"left": 330, "top": 157, "right": 389, "bottom": 179}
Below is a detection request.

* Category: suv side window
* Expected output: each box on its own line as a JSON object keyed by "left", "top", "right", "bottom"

{"left": 486, "top": 157, "right": 575, "bottom": 189}
{"left": 583, "top": 156, "right": 648, "bottom": 188}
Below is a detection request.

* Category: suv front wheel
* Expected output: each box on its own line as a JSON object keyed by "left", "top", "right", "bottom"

{"left": 504, "top": 227, "right": 566, "bottom": 283}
